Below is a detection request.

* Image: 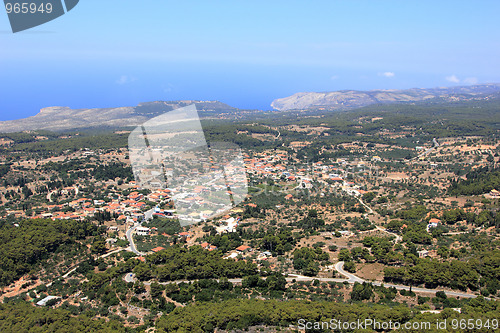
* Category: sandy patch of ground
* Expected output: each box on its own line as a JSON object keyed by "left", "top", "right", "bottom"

{"left": 355, "top": 263, "right": 385, "bottom": 282}
{"left": 384, "top": 172, "right": 408, "bottom": 180}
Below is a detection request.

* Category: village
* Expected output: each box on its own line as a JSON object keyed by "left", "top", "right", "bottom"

{"left": 1, "top": 132, "right": 497, "bottom": 279}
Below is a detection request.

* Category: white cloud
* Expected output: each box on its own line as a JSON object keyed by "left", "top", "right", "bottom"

{"left": 163, "top": 83, "right": 175, "bottom": 93}
{"left": 445, "top": 75, "right": 460, "bottom": 83}
{"left": 116, "top": 75, "right": 137, "bottom": 85}
{"left": 463, "top": 77, "right": 478, "bottom": 85}
{"left": 330, "top": 75, "right": 339, "bottom": 80}
{"left": 378, "top": 72, "right": 395, "bottom": 78}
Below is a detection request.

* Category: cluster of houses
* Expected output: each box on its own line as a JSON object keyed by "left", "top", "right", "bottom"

{"left": 243, "top": 151, "right": 374, "bottom": 199}
{"left": 27, "top": 186, "right": 172, "bottom": 224}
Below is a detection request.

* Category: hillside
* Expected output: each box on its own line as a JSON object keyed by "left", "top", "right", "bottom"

{"left": 271, "top": 84, "right": 500, "bottom": 111}
{"left": 0, "top": 100, "right": 236, "bottom": 133}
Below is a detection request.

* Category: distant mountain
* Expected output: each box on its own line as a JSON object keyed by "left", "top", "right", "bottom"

{"left": 0, "top": 100, "right": 237, "bottom": 133}
{"left": 271, "top": 84, "right": 500, "bottom": 111}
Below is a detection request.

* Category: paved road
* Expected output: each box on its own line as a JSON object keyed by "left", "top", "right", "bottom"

{"left": 335, "top": 261, "right": 489, "bottom": 299}
{"left": 335, "top": 261, "right": 364, "bottom": 283}
{"left": 414, "top": 138, "right": 440, "bottom": 160}
{"left": 123, "top": 273, "right": 345, "bottom": 286}
{"left": 125, "top": 206, "right": 157, "bottom": 255}
{"left": 123, "top": 261, "right": 491, "bottom": 301}
{"left": 126, "top": 223, "right": 146, "bottom": 256}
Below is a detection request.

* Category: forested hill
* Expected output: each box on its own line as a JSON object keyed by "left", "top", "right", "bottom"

{"left": 0, "top": 302, "right": 129, "bottom": 333}
{"left": 1, "top": 296, "right": 498, "bottom": 332}
{"left": 449, "top": 166, "right": 500, "bottom": 196}
{"left": 0, "top": 219, "right": 100, "bottom": 286}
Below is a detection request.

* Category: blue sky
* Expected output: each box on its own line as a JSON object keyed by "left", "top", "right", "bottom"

{"left": 1, "top": 0, "right": 500, "bottom": 120}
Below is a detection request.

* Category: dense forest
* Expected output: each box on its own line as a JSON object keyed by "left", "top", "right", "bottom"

{"left": 133, "top": 246, "right": 258, "bottom": 281}
{"left": 0, "top": 302, "right": 132, "bottom": 333}
{"left": 0, "top": 219, "right": 100, "bottom": 286}
{"left": 155, "top": 297, "right": 500, "bottom": 332}
{"left": 1, "top": 295, "right": 498, "bottom": 332}
{"left": 448, "top": 166, "right": 500, "bottom": 196}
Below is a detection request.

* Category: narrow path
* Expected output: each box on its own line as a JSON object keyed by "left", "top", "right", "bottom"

{"left": 357, "top": 197, "right": 402, "bottom": 243}
{"left": 47, "top": 190, "right": 56, "bottom": 203}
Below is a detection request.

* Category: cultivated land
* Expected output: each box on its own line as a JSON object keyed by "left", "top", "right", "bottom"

{"left": 0, "top": 98, "right": 499, "bottom": 332}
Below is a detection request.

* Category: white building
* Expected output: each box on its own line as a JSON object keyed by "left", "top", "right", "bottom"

{"left": 136, "top": 226, "right": 150, "bottom": 236}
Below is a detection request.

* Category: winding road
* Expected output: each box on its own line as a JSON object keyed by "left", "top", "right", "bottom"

{"left": 334, "top": 261, "right": 488, "bottom": 299}
{"left": 125, "top": 206, "right": 157, "bottom": 256}
{"left": 123, "top": 261, "right": 491, "bottom": 300}
{"left": 126, "top": 223, "right": 146, "bottom": 256}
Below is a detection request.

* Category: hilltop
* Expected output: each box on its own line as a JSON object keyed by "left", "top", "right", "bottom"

{"left": 0, "top": 100, "right": 236, "bottom": 133}
{"left": 271, "top": 83, "right": 500, "bottom": 111}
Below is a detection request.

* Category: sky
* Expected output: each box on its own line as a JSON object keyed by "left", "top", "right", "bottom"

{"left": 1, "top": 0, "right": 500, "bottom": 120}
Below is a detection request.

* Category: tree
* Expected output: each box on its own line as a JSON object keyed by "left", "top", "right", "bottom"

{"left": 266, "top": 273, "right": 286, "bottom": 291}
{"left": 91, "top": 238, "right": 107, "bottom": 254}
{"left": 242, "top": 275, "right": 259, "bottom": 288}
{"left": 133, "top": 262, "right": 152, "bottom": 281}
{"left": 437, "top": 247, "right": 449, "bottom": 259}
{"left": 362, "top": 192, "right": 376, "bottom": 203}
{"left": 344, "top": 261, "right": 356, "bottom": 273}
{"left": 150, "top": 282, "right": 163, "bottom": 299}
{"left": 303, "top": 262, "right": 320, "bottom": 277}
{"left": 350, "top": 282, "right": 373, "bottom": 301}
{"left": 338, "top": 249, "right": 352, "bottom": 261}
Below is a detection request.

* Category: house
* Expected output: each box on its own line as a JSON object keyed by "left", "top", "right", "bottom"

{"left": 417, "top": 250, "right": 429, "bottom": 258}
{"left": 225, "top": 252, "right": 239, "bottom": 259}
{"left": 151, "top": 246, "right": 165, "bottom": 253}
{"left": 428, "top": 218, "right": 440, "bottom": 229}
{"left": 136, "top": 226, "right": 150, "bottom": 236}
{"left": 235, "top": 245, "right": 251, "bottom": 253}
{"left": 489, "top": 189, "right": 500, "bottom": 198}
{"left": 36, "top": 295, "right": 59, "bottom": 306}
